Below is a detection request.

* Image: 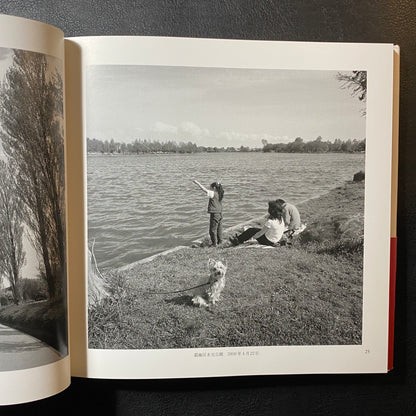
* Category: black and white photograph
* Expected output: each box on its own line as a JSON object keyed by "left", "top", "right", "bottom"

{"left": 86, "top": 64, "right": 366, "bottom": 350}
{"left": 0, "top": 1, "right": 414, "bottom": 412}
{"left": 0, "top": 47, "right": 67, "bottom": 371}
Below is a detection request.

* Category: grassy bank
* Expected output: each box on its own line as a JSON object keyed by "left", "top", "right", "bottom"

{"left": 0, "top": 297, "right": 68, "bottom": 354}
{"left": 89, "top": 180, "right": 364, "bottom": 349}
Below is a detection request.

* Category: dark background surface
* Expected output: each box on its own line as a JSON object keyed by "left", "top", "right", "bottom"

{"left": 0, "top": 1, "right": 415, "bottom": 415}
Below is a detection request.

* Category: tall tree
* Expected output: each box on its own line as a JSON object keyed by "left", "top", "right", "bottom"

{"left": 0, "top": 49, "right": 65, "bottom": 299}
{"left": 0, "top": 161, "right": 25, "bottom": 304}
{"left": 337, "top": 70, "right": 367, "bottom": 115}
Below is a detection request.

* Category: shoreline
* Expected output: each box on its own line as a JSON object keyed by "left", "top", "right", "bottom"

{"left": 113, "top": 179, "right": 363, "bottom": 273}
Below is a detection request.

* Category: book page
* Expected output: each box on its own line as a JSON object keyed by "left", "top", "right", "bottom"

{"left": 0, "top": 15, "right": 70, "bottom": 405}
{"left": 67, "top": 36, "right": 397, "bottom": 378}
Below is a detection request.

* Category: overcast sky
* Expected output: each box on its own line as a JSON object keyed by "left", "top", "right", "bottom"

{"left": 0, "top": 47, "right": 12, "bottom": 79}
{"left": 86, "top": 65, "right": 366, "bottom": 148}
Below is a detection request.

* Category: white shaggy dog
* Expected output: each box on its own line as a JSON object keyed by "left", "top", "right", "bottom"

{"left": 192, "top": 259, "right": 227, "bottom": 308}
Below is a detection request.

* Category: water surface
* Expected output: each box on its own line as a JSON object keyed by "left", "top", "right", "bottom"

{"left": 87, "top": 152, "right": 364, "bottom": 268}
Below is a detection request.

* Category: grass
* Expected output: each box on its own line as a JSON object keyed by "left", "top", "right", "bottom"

{"left": 88, "top": 180, "right": 364, "bottom": 349}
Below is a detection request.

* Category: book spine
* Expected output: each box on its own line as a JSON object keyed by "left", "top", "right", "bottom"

{"left": 388, "top": 237, "right": 397, "bottom": 371}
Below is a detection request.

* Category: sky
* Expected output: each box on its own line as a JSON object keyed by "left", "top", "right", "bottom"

{"left": 0, "top": 47, "right": 12, "bottom": 79}
{"left": 86, "top": 65, "right": 366, "bottom": 148}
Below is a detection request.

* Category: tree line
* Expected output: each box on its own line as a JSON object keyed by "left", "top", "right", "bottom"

{"left": 262, "top": 136, "right": 365, "bottom": 153}
{"left": 87, "top": 138, "right": 256, "bottom": 154}
{"left": 87, "top": 135, "right": 365, "bottom": 155}
{"left": 0, "top": 49, "right": 65, "bottom": 305}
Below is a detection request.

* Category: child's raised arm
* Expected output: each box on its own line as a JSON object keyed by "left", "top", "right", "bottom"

{"left": 192, "top": 179, "right": 209, "bottom": 193}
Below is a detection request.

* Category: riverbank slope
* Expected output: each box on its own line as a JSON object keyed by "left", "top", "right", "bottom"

{"left": 89, "top": 180, "right": 364, "bottom": 349}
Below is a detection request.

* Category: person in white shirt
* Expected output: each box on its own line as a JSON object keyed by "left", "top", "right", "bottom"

{"left": 229, "top": 201, "right": 285, "bottom": 247}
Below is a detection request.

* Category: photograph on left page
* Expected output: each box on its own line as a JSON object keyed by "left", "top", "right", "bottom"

{"left": 0, "top": 46, "right": 67, "bottom": 371}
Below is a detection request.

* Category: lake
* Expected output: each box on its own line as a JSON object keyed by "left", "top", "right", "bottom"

{"left": 87, "top": 152, "right": 365, "bottom": 269}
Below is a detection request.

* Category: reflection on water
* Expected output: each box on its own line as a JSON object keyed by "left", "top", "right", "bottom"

{"left": 87, "top": 152, "right": 364, "bottom": 269}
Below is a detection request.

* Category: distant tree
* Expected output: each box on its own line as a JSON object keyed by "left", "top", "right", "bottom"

{"left": 109, "top": 138, "right": 116, "bottom": 153}
{"left": 341, "top": 139, "right": 353, "bottom": 153}
{"left": 357, "top": 138, "right": 366, "bottom": 152}
{"left": 288, "top": 137, "right": 304, "bottom": 153}
{"left": 0, "top": 161, "right": 25, "bottom": 304}
{"left": 0, "top": 49, "right": 65, "bottom": 298}
{"left": 332, "top": 138, "right": 343, "bottom": 152}
{"left": 262, "top": 143, "right": 274, "bottom": 152}
{"left": 312, "top": 136, "right": 329, "bottom": 152}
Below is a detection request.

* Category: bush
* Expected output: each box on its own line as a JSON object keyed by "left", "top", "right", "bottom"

{"left": 0, "top": 291, "right": 14, "bottom": 306}
{"left": 19, "top": 278, "right": 48, "bottom": 302}
{"left": 299, "top": 215, "right": 363, "bottom": 246}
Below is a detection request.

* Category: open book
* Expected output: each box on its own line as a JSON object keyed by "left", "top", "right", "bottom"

{"left": 0, "top": 14, "right": 399, "bottom": 405}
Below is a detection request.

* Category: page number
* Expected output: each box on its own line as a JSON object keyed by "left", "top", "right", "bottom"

{"left": 365, "top": 349, "right": 370, "bottom": 354}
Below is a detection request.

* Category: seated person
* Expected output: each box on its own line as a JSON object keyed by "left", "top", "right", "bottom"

{"left": 229, "top": 201, "right": 284, "bottom": 247}
{"left": 276, "top": 198, "right": 301, "bottom": 231}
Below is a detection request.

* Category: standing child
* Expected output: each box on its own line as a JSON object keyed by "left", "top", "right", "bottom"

{"left": 192, "top": 180, "right": 224, "bottom": 246}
